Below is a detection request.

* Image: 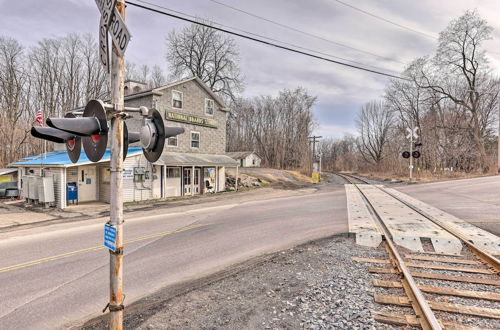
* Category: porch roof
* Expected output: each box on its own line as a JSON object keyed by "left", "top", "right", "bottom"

{"left": 9, "top": 147, "right": 143, "bottom": 168}
{"left": 156, "top": 152, "right": 239, "bottom": 167}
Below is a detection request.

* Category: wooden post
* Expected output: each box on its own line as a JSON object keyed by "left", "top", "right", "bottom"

{"left": 108, "top": 1, "right": 125, "bottom": 329}
{"left": 235, "top": 165, "right": 239, "bottom": 191}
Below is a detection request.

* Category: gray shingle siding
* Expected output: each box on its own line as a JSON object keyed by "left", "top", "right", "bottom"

{"left": 124, "top": 79, "right": 227, "bottom": 155}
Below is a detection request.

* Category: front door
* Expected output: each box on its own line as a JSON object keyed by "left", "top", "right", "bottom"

{"left": 78, "top": 166, "right": 97, "bottom": 202}
{"left": 183, "top": 168, "right": 200, "bottom": 195}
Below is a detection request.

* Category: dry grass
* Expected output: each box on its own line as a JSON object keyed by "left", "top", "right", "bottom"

{"left": 345, "top": 169, "right": 499, "bottom": 183}
{"left": 284, "top": 169, "right": 312, "bottom": 183}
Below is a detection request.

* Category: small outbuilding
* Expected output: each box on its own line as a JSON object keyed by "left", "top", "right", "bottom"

{"left": 227, "top": 151, "right": 261, "bottom": 167}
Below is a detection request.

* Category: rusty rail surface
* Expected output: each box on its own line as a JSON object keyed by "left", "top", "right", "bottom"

{"left": 338, "top": 172, "right": 442, "bottom": 329}
{"left": 338, "top": 172, "right": 500, "bottom": 328}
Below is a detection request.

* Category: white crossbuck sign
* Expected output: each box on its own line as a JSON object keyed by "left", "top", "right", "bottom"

{"left": 406, "top": 127, "right": 419, "bottom": 140}
{"left": 95, "top": 0, "right": 131, "bottom": 71}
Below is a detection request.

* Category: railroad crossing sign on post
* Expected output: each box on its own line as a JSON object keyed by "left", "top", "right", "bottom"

{"left": 95, "top": 0, "right": 129, "bottom": 328}
{"left": 95, "top": 0, "right": 131, "bottom": 72}
{"left": 405, "top": 125, "right": 419, "bottom": 182}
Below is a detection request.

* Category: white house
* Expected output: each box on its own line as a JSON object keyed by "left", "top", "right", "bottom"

{"left": 227, "top": 151, "right": 262, "bottom": 167}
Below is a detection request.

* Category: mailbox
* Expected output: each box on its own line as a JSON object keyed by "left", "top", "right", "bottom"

{"left": 66, "top": 182, "right": 78, "bottom": 205}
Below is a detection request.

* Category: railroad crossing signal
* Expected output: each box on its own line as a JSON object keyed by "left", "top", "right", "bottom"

{"left": 402, "top": 151, "right": 420, "bottom": 159}
{"left": 31, "top": 113, "right": 83, "bottom": 163}
{"left": 406, "top": 126, "right": 419, "bottom": 140}
{"left": 139, "top": 108, "right": 185, "bottom": 162}
{"left": 31, "top": 100, "right": 185, "bottom": 163}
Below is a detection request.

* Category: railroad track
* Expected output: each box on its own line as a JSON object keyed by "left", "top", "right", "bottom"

{"left": 336, "top": 172, "right": 500, "bottom": 329}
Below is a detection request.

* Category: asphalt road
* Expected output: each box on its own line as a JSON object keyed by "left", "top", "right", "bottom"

{"left": 396, "top": 175, "right": 500, "bottom": 235}
{"left": 0, "top": 184, "right": 347, "bottom": 329}
{"left": 1, "top": 175, "right": 498, "bottom": 329}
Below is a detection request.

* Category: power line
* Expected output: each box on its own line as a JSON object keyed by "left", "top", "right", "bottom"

{"left": 127, "top": 1, "right": 408, "bottom": 81}
{"left": 331, "top": 0, "right": 438, "bottom": 40}
{"left": 208, "top": 0, "right": 405, "bottom": 65}
{"left": 132, "top": 0, "right": 401, "bottom": 75}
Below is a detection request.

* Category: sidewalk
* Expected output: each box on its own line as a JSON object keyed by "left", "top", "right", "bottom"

{"left": 0, "top": 186, "right": 317, "bottom": 233}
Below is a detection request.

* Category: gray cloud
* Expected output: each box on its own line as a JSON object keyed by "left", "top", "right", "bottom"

{"left": 1, "top": 0, "right": 498, "bottom": 138}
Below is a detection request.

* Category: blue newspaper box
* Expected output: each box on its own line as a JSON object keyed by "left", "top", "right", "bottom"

{"left": 66, "top": 182, "right": 78, "bottom": 205}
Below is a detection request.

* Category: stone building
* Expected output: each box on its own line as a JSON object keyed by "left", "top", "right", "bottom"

{"left": 10, "top": 77, "right": 238, "bottom": 208}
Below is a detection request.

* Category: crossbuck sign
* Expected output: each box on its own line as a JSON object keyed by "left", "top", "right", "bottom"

{"left": 406, "top": 127, "right": 419, "bottom": 140}
{"left": 95, "top": 0, "right": 131, "bottom": 71}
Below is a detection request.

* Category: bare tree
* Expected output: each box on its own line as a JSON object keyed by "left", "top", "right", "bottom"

{"left": 228, "top": 88, "right": 316, "bottom": 169}
{"left": 149, "top": 65, "right": 166, "bottom": 88}
{"left": 356, "top": 101, "right": 394, "bottom": 165}
{"left": 411, "top": 10, "right": 498, "bottom": 171}
{"left": 165, "top": 23, "right": 243, "bottom": 101}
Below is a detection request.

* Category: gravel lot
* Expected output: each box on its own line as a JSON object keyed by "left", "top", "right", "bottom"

{"left": 82, "top": 235, "right": 402, "bottom": 330}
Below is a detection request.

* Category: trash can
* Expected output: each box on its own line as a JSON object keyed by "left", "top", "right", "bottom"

{"left": 66, "top": 182, "right": 78, "bottom": 205}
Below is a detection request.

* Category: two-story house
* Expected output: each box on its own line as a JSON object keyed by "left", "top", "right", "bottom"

{"left": 10, "top": 77, "right": 238, "bottom": 208}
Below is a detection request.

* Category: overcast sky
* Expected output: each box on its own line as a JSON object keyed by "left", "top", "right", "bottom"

{"left": 1, "top": 0, "right": 500, "bottom": 138}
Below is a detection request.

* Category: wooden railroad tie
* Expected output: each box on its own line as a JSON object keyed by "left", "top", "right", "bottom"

{"left": 373, "top": 279, "right": 500, "bottom": 301}
{"left": 369, "top": 267, "right": 500, "bottom": 286}
{"left": 371, "top": 311, "right": 494, "bottom": 330}
{"left": 404, "top": 254, "right": 481, "bottom": 265}
{"left": 374, "top": 293, "right": 500, "bottom": 319}
{"left": 405, "top": 261, "right": 495, "bottom": 274}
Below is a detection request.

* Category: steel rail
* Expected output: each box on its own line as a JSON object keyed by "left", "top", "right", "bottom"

{"left": 339, "top": 172, "right": 499, "bottom": 271}
{"left": 338, "top": 172, "right": 442, "bottom": 330}
{"left": 380, "top": 187, "right": 500, "bottom": 273}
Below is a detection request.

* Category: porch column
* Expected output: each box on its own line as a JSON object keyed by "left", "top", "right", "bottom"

{"left": 215, "top": 166, "right": 219, "bottom": 192}
{"left": 191, "top": 165, "right": 195, "bottom": 196}
{"left": 235, "top": 165, "right": 239, "bottom": 191}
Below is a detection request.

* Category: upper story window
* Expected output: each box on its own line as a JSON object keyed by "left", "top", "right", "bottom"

{"left": 191, "top": 131, "right": 200, "bottom": 148}
{"left": 205, "top": 98, "right": 214, "bottom": 116}
{"left": 167, "top": 136, "right": 178, "bottom": 147}
{"left": 172, "top": 90, "right": 183, "bottom": 109}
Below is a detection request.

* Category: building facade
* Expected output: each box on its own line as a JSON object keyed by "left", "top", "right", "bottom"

{"left": 227, "top": 151, "right": 262, "bottom": 167}
{"left": 10, "top": 77, "right": 238, "bottom": 208}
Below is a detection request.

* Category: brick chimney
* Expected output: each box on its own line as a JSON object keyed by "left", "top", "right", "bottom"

{"left": 124, "top": 80, "right": 148, "bottom": 96}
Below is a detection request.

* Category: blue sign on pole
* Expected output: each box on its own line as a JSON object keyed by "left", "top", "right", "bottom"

{"left": 104, "top": 224, "right": 117, "bottom": 252}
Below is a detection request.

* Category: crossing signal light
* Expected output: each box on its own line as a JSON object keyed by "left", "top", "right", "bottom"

{"left": 402, "top": 151, "right": 410, "bottom": 159}
{"left": 31, "top": 101, "right": 184, "bottom": 164}
{"left": 412, "top": 151, "right": 421, "bottom": 159}
{"left": 47, "top": 100, "right": 109, "bottom": 162}
{"left": 138, "top": 108, "right": 184, "bottom": 162}
{"left": 31, "top": 113, "right": 82, "bottom": 163}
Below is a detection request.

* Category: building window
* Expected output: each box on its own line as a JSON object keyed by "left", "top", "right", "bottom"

{"left": 205, "top": 98, "right": 214, "bottom": 116}
{"left": 191, "top": 131, "right": 200, "bottom": 148}
{"left": 167, "top": 136, "right": 178, "bottom": 147}
{"left": 166, "top": 167, "right": 181, "bottom": 178}
{"left": 101, "top": 167, "right": 110, "bottom": 183}
{"left": 172, "top": 90, "right": 183, "bottom": 109}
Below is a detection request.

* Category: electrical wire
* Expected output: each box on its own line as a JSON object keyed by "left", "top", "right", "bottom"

{"left": 331, "top": 0, "right": 437, "bottom": 40}
{"left": 132, "top": 0, "right": 402, "bottom": 75}
{"left": 127, "top": 1, "right": 408, "bottom": 81}
{"left": 208, "top": 0, "right": 405, "bottom": 65}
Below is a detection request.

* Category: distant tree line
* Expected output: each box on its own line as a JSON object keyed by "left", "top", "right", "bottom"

{"left": 227, "top": 88, "right": 317, "bottom": 169}
{"left": 165, "top": 23, "right": 316, "bottom": 170}
{"left": 0, "top": 33, "right": 167, "bottom": 167}
{"left": 321, "top": 10, "right": 499, "bottom": 175}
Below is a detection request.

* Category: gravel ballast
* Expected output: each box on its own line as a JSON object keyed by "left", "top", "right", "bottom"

{"left": 82, "top": 235, "right": 402, "bottom": 329}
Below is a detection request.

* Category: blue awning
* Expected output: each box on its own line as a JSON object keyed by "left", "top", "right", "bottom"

{"left": 9, "top": 147, "right": 143, "bottom": 167}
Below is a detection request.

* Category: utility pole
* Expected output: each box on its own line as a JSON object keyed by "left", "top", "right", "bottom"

{"left": 409, "top": 123, "right": 413, "bottom": 182}
{"left": 108, "top": 1, "right": 126, "bottom": 328}
{"left": 309, "top": 136, "right": 322, "bottom": 182}
{"left": 309, "top": 135, "right": 322, "bottom": 159}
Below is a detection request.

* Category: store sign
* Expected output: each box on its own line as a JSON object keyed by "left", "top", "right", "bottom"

{"left": 166, "top": 112, "right": 217, "bottom": 128}
{"left": 123, "top": 168, "right": 133, "bottom": 179}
